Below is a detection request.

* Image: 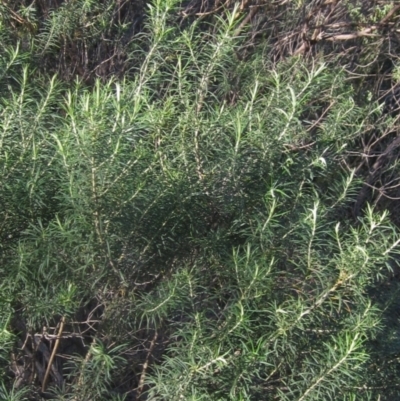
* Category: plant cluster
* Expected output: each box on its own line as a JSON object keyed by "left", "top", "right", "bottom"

{"left": 0, "top": 1, "right": 400, "bottom": 400}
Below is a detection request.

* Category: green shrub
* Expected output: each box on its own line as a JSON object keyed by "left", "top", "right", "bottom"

{"left": 1, "top": 1, "right": 399, "bottom": 400}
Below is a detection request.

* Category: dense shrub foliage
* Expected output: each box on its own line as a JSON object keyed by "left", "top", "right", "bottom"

{"left": 1, "top": 1, "right": 400, "bottom": 400}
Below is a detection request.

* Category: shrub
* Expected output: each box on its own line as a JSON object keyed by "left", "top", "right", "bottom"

{"left": 1, "top": 1, "right": 399, "bottom": 400}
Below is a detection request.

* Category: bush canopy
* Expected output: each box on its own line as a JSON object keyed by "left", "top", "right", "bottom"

{"left": 1, "top": 1, "right": 400, "bottom": 400}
